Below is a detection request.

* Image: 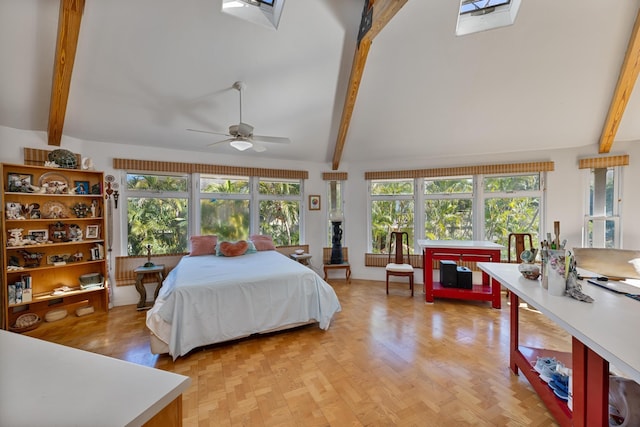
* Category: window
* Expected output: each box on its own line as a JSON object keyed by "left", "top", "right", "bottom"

{"left": 369, "top": 179, "right": 415, "bottom": 254}
{"left": 126, "top": 173, "right": 189, "bottom": 255}
{"left": 326, "top": 180, "right": 345, "bottom": 245}
{"left": 583, "top": 167, "right": 621, "bottom": 248}
{"left": 258, "top": 178, "right": 301, "bottom": 246}
{"left": 424, "top": 177, "right": 473, "bottom": 240}
{"left": 368, "top": 172, "right": 544, "bottom": 259}
{"left": 199, "top": 175, "right": 250, "bottom": 241}
{"left": 126, "top": 172, "right": 303, "bottom": 255}
{"left": 482, "top": 174, "right": 541, "bottom": 257}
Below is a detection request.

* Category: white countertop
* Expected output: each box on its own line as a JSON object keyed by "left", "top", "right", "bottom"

{"left": 0, "top": 330, "right": 191, "bottom": 427}
{"left": 477, "top": 262, "right": 640, "bottom": 384}
{"left": 418, "top": 239, "right": 504, "bottom": 250}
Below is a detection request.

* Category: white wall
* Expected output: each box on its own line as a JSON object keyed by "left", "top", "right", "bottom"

{"left": 3, "top": 125, "right": 640, "bottom": 304}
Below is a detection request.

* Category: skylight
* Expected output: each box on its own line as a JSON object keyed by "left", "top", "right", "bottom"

{"left": 221, "top": 0, "right": 284, "bottom": 30}
{"left": 459, "top": 0, "right": 510, "bottom": 15}
{"left": 456, "top": 0, "right": 522, "bottom": 36}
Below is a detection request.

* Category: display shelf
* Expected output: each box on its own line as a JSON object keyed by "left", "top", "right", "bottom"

{"left": 1, "top": 162, "right": 109, "bottom": 330}
{"left": 515, "top": 345, "right": 572, "bottom": 426}
{"left": 9, "top": 285, "right": 106, "bottom": 308}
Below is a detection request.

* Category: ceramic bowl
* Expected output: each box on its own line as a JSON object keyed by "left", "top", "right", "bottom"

{"left": 294, "top": 249, "right": 305, "bottom": 255}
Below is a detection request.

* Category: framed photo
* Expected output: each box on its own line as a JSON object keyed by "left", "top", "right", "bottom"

{"left": 85, "top": 224, "right": 100, "bottom": 239}
{"left": 7, "top": 173, "right": 33, "bottom": 192}
{"left": 74, "top": 180, "right": 90, "bottom": 195}
{"left": 309, "top": 195, "right": 321, "bottom": 211}
{"left": 6, "top": 202, "right": 22, "bottom": 219}
{"left": 49, "top": 221, "right": 70, "bottom": 243}
{"left": 28, "top": 229, "right": 49, "bottom": 243}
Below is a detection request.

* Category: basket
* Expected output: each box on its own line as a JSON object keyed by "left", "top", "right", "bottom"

{"left": 10, "top": 313, "right": 41, "bottom": 333}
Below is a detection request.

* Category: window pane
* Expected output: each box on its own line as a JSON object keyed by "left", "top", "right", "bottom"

{"left": 200, "top": 199, "right": 250, "bottom": 241}
{"left": 424, "top": 199, "right": 472, "bottom": 240}
{"left": 127, "top": 197, "right": 188, "bottom": 255}
{"left": 259, "top": 178, "right": 300, "bottom": 196}
{"left": 259, "top": 200, "right": 300, "bottom": 245}
{"left": 425, "top": 177, "right": 472, "bottom": 194}
{"left": 200, "top": 175, "right": 249, "bottom": 194}
{"left": 484, "top": 174, "right": 539, "bottom": 192}
{"left": 371, "top": 179, "right": 413, "bottom": 195}
{"left": 371, "top": 200, "right": 414, "bottom": 254}
{"left": 127, "top": 174, "right": 188, "bottom": 192}
{"left": 484, "top": 197, "right": 540, "bottom": 258}
{"left": 585, "top": 218, "right": 618, "bottom": 248}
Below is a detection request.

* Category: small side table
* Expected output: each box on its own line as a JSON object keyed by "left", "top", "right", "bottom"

{"left": 323, "top": 262, "right": 351, "bottom": 283}
{"left": 134, "top": 264, "right": 165, "bottom": 310}
{"left": 290, "top": 253, "right": 312, "bottom": 266}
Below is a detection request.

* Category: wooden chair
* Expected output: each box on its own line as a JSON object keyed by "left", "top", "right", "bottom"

{"left": 508, "top": 233, "right": 534, "bottom": 263}
{"left": 322, "top": 247, "right": 351, "bottom": 283}
{"left": 506, "top": 233, "right": 534, "bottom": 298}
{"left": 386, "top": 231, "right": 414, "bottom": 296}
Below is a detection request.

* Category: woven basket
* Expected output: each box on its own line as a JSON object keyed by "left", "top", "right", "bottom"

{"left": 10, "top": 313, "right": 41, "bottom": 333}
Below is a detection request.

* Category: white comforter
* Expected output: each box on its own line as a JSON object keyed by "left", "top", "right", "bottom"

{"left": 146, "top": 250, "right": 341, "bottom": 358}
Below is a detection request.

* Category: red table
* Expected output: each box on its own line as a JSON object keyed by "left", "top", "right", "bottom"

{"left": 419, "top": 240, "right": 504, "bottom": 309}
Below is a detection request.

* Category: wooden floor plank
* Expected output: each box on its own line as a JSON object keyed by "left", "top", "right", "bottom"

{"left": 24, "top": 279, "right": 565, "bottom": 426}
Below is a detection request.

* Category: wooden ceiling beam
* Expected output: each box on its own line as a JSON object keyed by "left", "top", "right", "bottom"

{"left": 599, "top": 8, "right": 640, "bottom": 153}
{"left": 47, "top": 0, "right": 85, "bottom": 146}
{"left": 332, "top": 0, "right": 407, "bottom": 170}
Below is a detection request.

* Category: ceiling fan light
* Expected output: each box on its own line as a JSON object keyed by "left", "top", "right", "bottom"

{"left": 230, "top": 140, "right": 253, "bottom": 151}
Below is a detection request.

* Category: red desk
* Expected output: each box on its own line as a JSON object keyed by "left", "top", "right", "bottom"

{"left": 418, "top": 240, "right": 503, "bottom": 309}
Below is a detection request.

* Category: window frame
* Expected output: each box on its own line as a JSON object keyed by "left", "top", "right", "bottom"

{"left": 582, "top": 166, "right": 623, "bottom": 248}
{"left": 367, "top": 172, "right": 546, "bottom": 257}
{"left": 124, "top": 171, "right": 304, "bottom": 254}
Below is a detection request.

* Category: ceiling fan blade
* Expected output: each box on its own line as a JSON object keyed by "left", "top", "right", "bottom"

{"left": 251, "top": 135, "right": 291, "bottom": 144}
{"left": 207, "top": 137, "right": 235, "bottom": 147}
{"left": 187, "top": 128, "right": 231, "bottom": 137}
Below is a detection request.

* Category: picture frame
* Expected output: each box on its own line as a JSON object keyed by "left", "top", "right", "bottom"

{"left": 85, "top": 224, "right": 100, "bottom": 239}
{"left": 48, "top": 221, "right": 70, "bottom": 243}
{"left": 28, "top": 229, "right": 49, "bottom": 243}
{"left": 7, "top": 173, "right": 33, "bottom": 193}
{"left": 6, "top": 202, "right": 22, "bottom": 219}
{"left": 309, "top": 195, "right": 321, "bottom": 211}
{"left": 73, "top": 180, "right": 90, "bottom": 195}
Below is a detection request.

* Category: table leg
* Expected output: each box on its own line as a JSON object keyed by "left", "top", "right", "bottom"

{"left": 153, "top": 272, "right": 164, "bottom": 300}
{"left": 572, "top": 337, "right": 609, "bottom": 427}
{"left": 509, "top": 291, "right": 519, "bottom": 375}
{"left": 135, "top": 273, "right": 147, "bottom": 310}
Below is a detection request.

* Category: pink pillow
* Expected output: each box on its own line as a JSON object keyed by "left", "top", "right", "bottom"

{"left": 250, "top": 234, "right": 276, "bottom": 251}
{"left": 219, "top": 240, "right": 249, "bottom": 257}
{"left": 189, "top": 235, "right": 217, "bottom": 256}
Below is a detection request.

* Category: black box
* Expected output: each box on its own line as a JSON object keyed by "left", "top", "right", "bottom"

{"left": 456, "top": 266, "right": 472, "bottom": 289}
{"left": 439, "top": 260, "right": 458, "bottom": 287}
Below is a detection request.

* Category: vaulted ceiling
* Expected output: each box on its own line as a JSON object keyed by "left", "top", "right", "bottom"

{"left": 2, "top": 0, "right": 639, "bottom": 170}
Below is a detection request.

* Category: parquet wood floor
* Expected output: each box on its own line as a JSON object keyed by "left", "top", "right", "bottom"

{"left": 25, "top": 279, "right": 569, "bottom": 426}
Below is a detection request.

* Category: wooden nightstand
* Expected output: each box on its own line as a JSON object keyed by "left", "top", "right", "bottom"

{"left": 290, "top": 253, "right": 312, "bottom": 266}
{"left": 134, "top": 264, "right": 165, "bottom": 310}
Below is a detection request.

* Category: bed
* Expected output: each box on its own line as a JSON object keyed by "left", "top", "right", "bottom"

{"left": 146, "top": 250, "right": 342, "bottom": 358}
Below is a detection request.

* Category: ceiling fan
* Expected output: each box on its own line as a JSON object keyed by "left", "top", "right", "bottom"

{"left": 187, "top": 81, "right": 291, "bottom": 152}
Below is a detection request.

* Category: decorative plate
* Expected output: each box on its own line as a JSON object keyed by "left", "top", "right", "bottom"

{"left": 39, "top": 172, "right": 69, "bottom": 194}
{"left": 42, "top": 201, "right": 70, "bottom": 219}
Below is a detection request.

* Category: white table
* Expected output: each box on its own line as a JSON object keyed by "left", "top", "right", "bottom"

{"left": 478, "top": 262, "right": 640, "bottom": 427}
{"left": 0, "top": 330, "right": 191, "bottom": 426}
{"left": 418, "top": 240, "right": 504, "bottom": 308}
